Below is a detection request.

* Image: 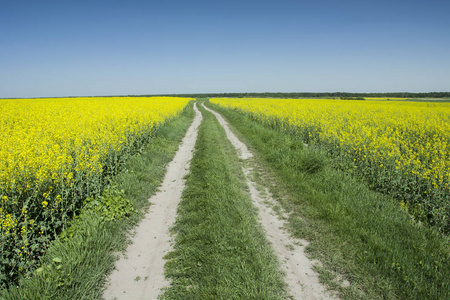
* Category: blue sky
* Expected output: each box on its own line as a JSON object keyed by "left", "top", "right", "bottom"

{"left": 1, "top": 0, "right": 449, "bottom": 98}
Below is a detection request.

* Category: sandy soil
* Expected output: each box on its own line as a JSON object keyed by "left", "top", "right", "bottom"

{"left": 103, "top": 103, "right": 202, "bottom": 300}
{"left": 202, "top": 103, "right": 337, "bottom": 300}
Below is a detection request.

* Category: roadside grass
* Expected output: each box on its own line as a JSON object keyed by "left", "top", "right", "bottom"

{"left": 162, "top": 103, "right": 287, "bottom": 299}
{"left": 0, "top": 102, "right": 195, "bottom": 299}
{"left": 205, "top": 101, "right": 450, "bottom": 300}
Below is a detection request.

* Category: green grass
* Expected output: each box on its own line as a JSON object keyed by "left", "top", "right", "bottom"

{"left": 205, "top": 100, "right": 450, "bottom": 300}
{"left": 0, "top": 102, "right": 196, "bottom": 299}
{"left": 162, "top": 102, "right": 287, "bottom": 299}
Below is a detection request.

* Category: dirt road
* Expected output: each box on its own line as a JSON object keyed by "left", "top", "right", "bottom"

{"left": 103, "top": 102, "right": 335, "bottom": 299}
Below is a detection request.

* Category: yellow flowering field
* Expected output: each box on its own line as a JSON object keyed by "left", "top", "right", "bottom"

{"left": 0, "top": 96, "right": 191, "bottom": 284}
{"left": 210, "top": 98, "right": 450, "bottom": 233}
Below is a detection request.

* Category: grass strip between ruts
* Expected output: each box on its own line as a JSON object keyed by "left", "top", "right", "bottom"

{"left": 205, "top": 100, "right": 450, "bottom": 300}
{"left": 0, "top": 102, "right": 196, "bottom": 300}
{"left": 162, "top": 102, "right": 287, "bottom": 299}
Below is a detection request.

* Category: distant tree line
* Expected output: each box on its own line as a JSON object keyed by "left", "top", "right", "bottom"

{"left": 339, "top": 97, "right": 366, "bottom": 100}
{"left": 134, "top": 92, "right": 450, "bottom": 99}
{"left": 7, "top": 91, "right": 449, "bottom": 100}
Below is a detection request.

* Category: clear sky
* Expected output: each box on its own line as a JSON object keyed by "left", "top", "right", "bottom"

{"left": 1, "top": 0, "right": 449, "bottom": 98}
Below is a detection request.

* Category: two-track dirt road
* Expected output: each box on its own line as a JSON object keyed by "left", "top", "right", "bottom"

{"left": 103, "top": 102, "right": 335, "bottom": 299}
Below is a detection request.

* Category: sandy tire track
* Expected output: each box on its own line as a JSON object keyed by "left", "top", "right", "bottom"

{"left": 103, "top": 103, "right": 202, "bottom": 300}
{"left": 202, "top": 103, "right": 337, "bottom": 300}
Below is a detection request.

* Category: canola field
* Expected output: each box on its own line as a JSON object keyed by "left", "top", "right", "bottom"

{"left": 210, "top": 98, "right": 450, "bottom": 233}
{"left": 0, "top": 96, "right": 191, "bottom": 284}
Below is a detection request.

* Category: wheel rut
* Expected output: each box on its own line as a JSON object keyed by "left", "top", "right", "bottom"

{"left": 202, "top": 103, "right": 337, "bottom": 300}
{"left": 103, "top": 103, "right": 202, "bottom": 300}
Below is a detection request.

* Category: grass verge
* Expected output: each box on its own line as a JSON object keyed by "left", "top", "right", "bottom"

{"left": 205, "top": 101, "right": 450, "bottom": 300}
{"left": 0, "top": 102, "right": 195, "bottom": 299}
{"left": 162, "top": 102, "right": 287, "bottom": 299}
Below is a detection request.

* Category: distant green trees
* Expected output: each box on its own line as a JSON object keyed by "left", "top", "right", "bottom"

{"left": 339, "top": 97, "right": 366, "bottom": 100}
{"left": 134, "top": 92, "right": 450, "bottom": 99}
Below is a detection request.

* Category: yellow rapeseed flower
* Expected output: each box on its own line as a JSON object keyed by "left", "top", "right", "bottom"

{"left": 0, "top": 96, "right": 192, "bottom": 258}
{"left": 211, "top": 97, "right": 450, "bottom": 195}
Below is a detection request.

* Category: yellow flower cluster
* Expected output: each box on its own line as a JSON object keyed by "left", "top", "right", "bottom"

{"left": 0, "top": 96, "right": 191, "bottom": 240}
{"left": 211, "top": 98, "right": 450, "bottom": 230}
{"left": 0, "top": 208, "right": 17, "bottom": 236}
